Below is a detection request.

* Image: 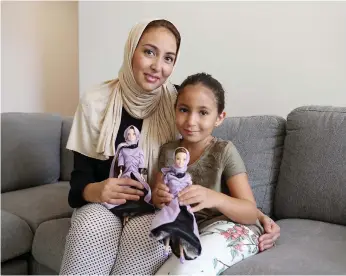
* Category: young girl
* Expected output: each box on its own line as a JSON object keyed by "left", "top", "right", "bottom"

{"left": 152, "top": 73, "right": 264, "bottom": 275}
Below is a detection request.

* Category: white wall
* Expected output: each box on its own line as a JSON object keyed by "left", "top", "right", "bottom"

{"left": 79, "top": 1, "right": 346, "bottom": 118}
{"left": 1, "top": 1, "right": 79, "bottom": 116}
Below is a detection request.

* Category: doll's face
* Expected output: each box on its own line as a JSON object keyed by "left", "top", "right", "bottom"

{"left": 175, "top": 152, "right": 187, "bottom": 168}
{"left": 127, "top": 129, "right": 137, "bottom": 142}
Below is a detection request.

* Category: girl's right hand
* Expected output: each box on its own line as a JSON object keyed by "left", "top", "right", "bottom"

{"left": 152, "top": 182, "right": 174, "bottom": 209}
{"left": 83, "top": 178, "right": 145, "bottom": 205}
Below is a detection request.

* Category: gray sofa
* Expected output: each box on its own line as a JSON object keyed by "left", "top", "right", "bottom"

{"left": 1, "top": 106, "right": 345, "bottom": 275}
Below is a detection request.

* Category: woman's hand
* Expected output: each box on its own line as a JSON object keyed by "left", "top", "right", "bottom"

{"left": 258, "top": 212, "right": 281, "bottom": 251}
{"left": 178, "top": 185, "right": 219, "bottom": 212}
{"left": 83, "top": 178, "right": 144, "bottom": 205}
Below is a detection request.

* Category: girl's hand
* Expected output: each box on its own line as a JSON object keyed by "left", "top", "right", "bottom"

{"left": 83, "top": 178, "right": 144, "bottom": 205}
{"left": 178, "top": 185, "right": 220, "bottom": 212}
{"left": 152, "top": 182, "right": 173, "bottom": 209}
{"left": 258, "top": 215, "right": 281, "bottom": 251}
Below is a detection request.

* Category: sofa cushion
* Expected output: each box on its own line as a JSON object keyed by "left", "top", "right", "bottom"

{"left": 32, "top": 218, "right": 71, "bottom": 274}
{"left": 1, "top": 210, "right": 33, "bottom": 262}
{"left": 1, "top": 113, "right": 62, "bottom": 193}
{"left": 275, "top": 106, "right": 346, "bottom": 225}
{"left": 213, "top": 116, "right": 286, "bottom": 216}
{"left": 60, "top": 117, "right": 74, "bottom": 181}
{"left": 1, "top": 182, "right": 73, "bottom": 231}
{"left": 1, "top": 259, "right": 28, "bottom": 275}
{"left": 30, "top": 258, "right": 57, "bottom": 275}
{"left": 223, "top": 219, "right": 346, "bottom": 274}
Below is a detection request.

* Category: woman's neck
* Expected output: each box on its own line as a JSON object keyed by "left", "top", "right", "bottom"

{"left": 181, "top": 135, "right": 214, "bottom": 165}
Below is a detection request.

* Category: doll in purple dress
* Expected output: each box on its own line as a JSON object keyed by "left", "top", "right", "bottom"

{"left": 102, "top": 125, "right": 154, "bottom": 225}
{"left": 150, "top": 147, "right": 202, "bottom": 263}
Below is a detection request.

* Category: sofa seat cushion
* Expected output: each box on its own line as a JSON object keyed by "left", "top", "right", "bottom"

{"left": 32, "top": 218, "right": 71, "bottom": 273}
{"left": 1, "top": 258, "right": 28, "bottom": 275}
{"left": 1, "top": 210, "right": 33, "bottom": 262}
{"left": 223, "top": 219, "right": 346, "bottom": 274}
{"left": 1, "top": 181, "right": 73, "bottom": 231}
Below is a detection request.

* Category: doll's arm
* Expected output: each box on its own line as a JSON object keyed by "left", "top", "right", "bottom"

{"left": 139, "top": 149, "right": 145, "bottom": 169}
{"left": 118, "top": 150, "right": 125, "bottom": 176}
{"left": 118, "top": 150, "right": 125, "bottom": 167}
{"left": 138, "top": 150, "right": 146, "bottom": 180}
{"left": 139, "top": 168, "right": 148, "bottom": 175}
{"left": 186, "top": 173, "right": 193, "bottom": 186}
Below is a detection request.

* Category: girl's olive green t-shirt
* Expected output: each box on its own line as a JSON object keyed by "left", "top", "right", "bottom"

{"left": 158, "top": 137, "right": 264, "bottom": 236}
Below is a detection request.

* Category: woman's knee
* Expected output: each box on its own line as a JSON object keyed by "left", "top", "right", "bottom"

{"left": 123, "top": 213, "right": 155, "bottom": 234}
{"left": 70, "top": 203, "right": 122, "bottom": 235}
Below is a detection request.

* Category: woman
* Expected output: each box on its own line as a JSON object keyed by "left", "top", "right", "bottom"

{"left": 60, "top": 18, "right": 280, "bottom": 275}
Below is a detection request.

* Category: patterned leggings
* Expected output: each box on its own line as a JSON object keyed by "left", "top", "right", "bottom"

{"left": 59, "top": 203, "right": 169, "bottom": 275}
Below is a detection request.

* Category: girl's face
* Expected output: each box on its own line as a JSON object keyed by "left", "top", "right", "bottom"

{"left": 132, "top": 27, "right": 177, "bottom": 92}
{"left": 127, "top": 129, "right": 137, "bottom": 142}
{"left": 175, "top": 84, "right": 225, "bottom": 144}
{"left": 175, "top": 152, "right": 187, "bottom": 168}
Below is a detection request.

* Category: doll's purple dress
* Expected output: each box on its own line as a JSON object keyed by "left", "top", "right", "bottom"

{"left": 150, "top": 149, "right": 202, "bottom": 260}
{"left": 102, "top": 125, "right": 154, "bottom": 217}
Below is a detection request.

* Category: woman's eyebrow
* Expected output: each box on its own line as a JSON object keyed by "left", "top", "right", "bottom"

{"left": 143, "top": 43, "right": 176, "bottom": 56}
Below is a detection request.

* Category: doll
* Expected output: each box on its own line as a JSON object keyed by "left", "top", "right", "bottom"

{"left": 150, "top": 147, "right": 202, "bottom": 263}
{"left": 103, "top": 125, "right": 154, "bottom": 225}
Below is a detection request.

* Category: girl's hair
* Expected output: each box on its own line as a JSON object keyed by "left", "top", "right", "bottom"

{"left": 177, "top": 73, "right": 225, "bottom": 114}
{"left": 175, "top": 147, "right": 187, "bottom": 156}
{"left": 142, "top": 19, "right": 181, "bottom": 54}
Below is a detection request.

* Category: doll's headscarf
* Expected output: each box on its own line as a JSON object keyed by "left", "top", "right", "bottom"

{"left": 109, "top": 125, "right": 141, "bottom": 177}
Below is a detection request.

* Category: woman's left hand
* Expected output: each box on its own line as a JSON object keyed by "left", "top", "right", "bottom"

{"left": 178, "top": 185, "right": 219, "bottom": 212}
{"left": 258, "top": 215, "right": 281, "bottom": 251}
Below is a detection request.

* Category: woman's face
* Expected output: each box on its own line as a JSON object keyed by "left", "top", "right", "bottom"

{"left": 132, "top": 27, "right": 177, "bottom": 92}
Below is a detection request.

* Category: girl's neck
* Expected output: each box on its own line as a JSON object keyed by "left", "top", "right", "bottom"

{"left": 181, "top": 135, "right": 214, "bottom": 165}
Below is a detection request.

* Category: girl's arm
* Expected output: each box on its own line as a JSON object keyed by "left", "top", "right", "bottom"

{"left": 214, "top": 172, "right": 258, "bottom": 225}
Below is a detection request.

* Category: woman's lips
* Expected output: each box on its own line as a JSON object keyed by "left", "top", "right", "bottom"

{"left": 144, "top": 73, "right": 160, "bottom": 83}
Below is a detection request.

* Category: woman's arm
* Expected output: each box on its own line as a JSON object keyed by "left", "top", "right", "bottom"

{"left": 68, "top": 151, "right": 97, "bottom": 208}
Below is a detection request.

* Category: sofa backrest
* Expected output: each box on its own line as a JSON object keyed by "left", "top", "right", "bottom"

{"left": 59, "top": 114, "right": 286, "bottom": 216}
{"left": 60, "top": 117, "right": 74, "bottom": 181}
{"left": 275, "top": 106, "right": 346, "bottom": 226}
{"left": 213, "top": 115, "right": 286, "bottom": 216}
{"left": 1, "top": 113, "right": 62, "bottom": 193}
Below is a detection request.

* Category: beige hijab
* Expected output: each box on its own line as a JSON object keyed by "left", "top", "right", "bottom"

{"left": 66, "top": 19, "right": 180, "bottom": 185}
